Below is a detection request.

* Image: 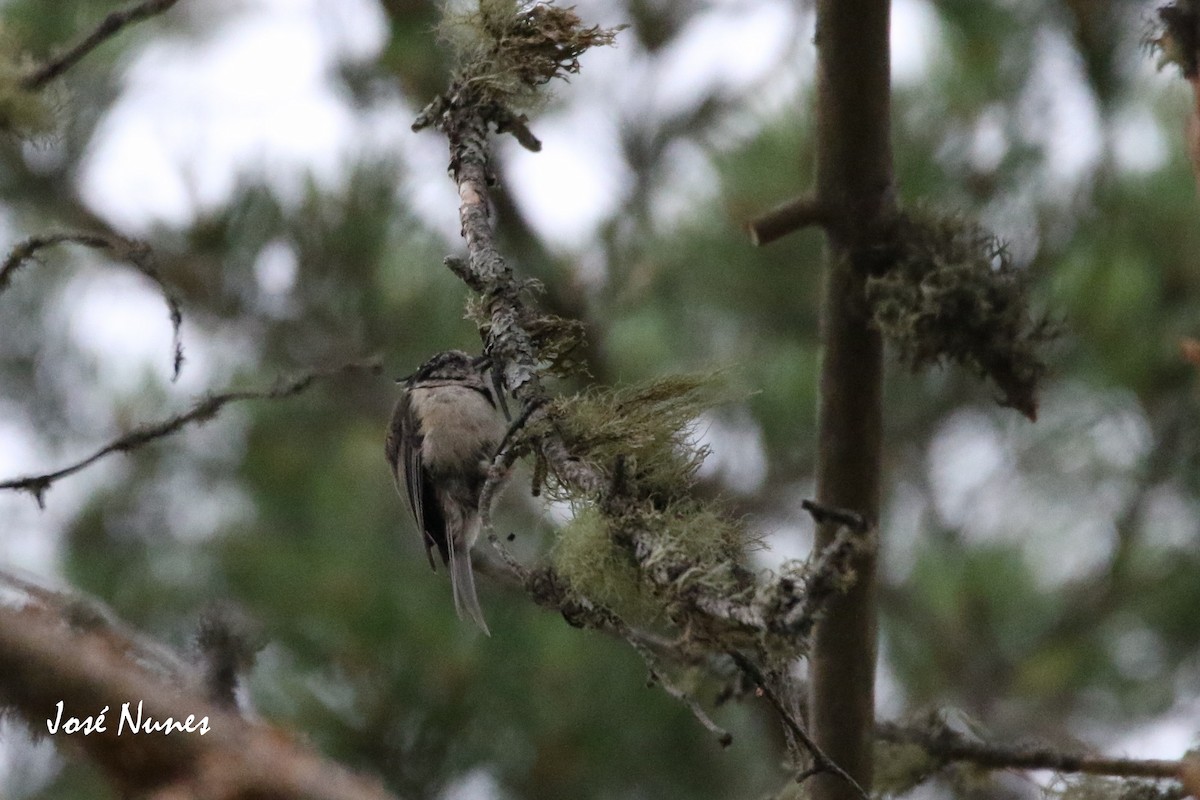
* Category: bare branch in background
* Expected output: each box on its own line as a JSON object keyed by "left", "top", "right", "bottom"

{"left": 20, "top": 0, "right": 182, "bottom": 91}
{"left": 0, "top": 359, "right": 382, "bottom": 508}
{"left": 0, "top": 575, "right": 400, "bottom": 800}
{"left": 0, "top": 232, "right": 185, "bottom": 380}
{"left": 0, "top": 569, "right": 192, "bottom": 682}
{"left": 877, "top": 720, "right": 1185, "bottom": 781}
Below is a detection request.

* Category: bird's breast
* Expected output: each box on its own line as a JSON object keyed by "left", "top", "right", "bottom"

{"left": 412, "top": 385, "right": 504, "bottom": 466}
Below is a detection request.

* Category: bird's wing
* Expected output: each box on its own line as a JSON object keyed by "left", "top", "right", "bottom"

{"left": 388, "top": 390, "right": 439, "bottom": 570}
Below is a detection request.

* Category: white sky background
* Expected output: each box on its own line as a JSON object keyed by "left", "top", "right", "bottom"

{"left": 0, "top": 0, "right": 1194, "bottom": 795}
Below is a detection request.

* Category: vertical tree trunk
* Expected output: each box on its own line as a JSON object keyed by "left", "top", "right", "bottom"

{"left": 808, "top": 1, "right": 893, "bottom": 800}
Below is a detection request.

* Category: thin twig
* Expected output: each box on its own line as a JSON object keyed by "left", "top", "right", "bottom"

{"left": 630, "top": 635, "right": 732, "bottom": 747}
{"left": 877, "top": 721, "right": 1185, "bottom": 780}
{"left": 1, "top": 232, "right": 186, "bottom": 380}
{"left": 479, "top": 397, "right": 549, "bottom": 535}
{"left": 0, "top": 359, "right": 381, "bottom": 508}
{"left": 492, "top": 106, "right": 542, "bottom": 152}
{"left": 483, "top": 536, "right": 734, "bottom": 747}
{"left": 730, "top": 651, "right": 870, "bottom": 800}
{"left": 782, "top": 524, "right": 875, "bottom": 634}
{"left": 477, "top": 402, "right": 544, "bottom": 542}
{"left": 746, "top": 195, "right": 832, "bottom": 246}
{"left": 495, "top": 397, "right": 548, "bottom": 463}
{"left": 486, "top": 532, "right": 532, "bottom": 583}
{"left": 21, "top": 0, "right": 182, "bottom": 91}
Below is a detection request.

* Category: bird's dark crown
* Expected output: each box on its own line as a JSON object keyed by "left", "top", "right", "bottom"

{"left": 397, "top": 350, "right": 487, "bottom": 384}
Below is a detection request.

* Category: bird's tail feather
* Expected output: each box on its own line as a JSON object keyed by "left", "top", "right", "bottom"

{"left": 448, "top": 538, "right": 490, "bottom": 636}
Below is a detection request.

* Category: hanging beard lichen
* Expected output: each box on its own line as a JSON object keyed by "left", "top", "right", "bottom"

{"left": 866, "top": 210, "right": 1057, "bottom": 420}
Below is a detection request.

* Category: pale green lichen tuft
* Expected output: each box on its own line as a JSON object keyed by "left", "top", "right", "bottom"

{"left": 542, "top": 372, "right": 733, "bottom": 502}
{"left": 537, "top": 373, "right": 765, "bottom": 631}
{"left": 647, "top": 505, "right": 750, "bottom": 576}
{"left": 551, "top": 505, "right": 659, "bottom": 623}
{"left": 552, "top": 497, "right": 756, "bottom": 629}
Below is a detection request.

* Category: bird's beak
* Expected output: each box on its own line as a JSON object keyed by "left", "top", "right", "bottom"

{"left": 471, "top": 355, "right": 492, "bottom": 372}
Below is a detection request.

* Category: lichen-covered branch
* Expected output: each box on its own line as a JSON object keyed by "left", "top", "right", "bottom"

{"left": 20, "top": 0, "right": 182, "bottom": 91}
{"left": 0, "top": 576, "right": 400, "bottom": 800}
{"left": 413, "top": 3, "right": 614, "bottom": 393}
{"left": 416, "top": 0, "right": 867, "bottom": 764}
{"left": 0, "top": 359, "right": 381, "bottom": 508}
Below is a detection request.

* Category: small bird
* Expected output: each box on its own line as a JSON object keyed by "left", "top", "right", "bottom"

{"left": 385, "top": 350, "right": 507, "bottom": 635}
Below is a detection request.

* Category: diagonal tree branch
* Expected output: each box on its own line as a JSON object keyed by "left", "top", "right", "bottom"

{"left": 729, "top": 650, "right": 869, "bottom": 800}
{"left": 0, "top": 577, "right": 401, "bottom": 800}
{"left": 0, "top": 359, "right": 381, "bottom": 508}
{"left": 1, "top": 232, "right": 186, "bottom": 380}
{"left": 20, "top": 0, "right": 182, "bottom": 92}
